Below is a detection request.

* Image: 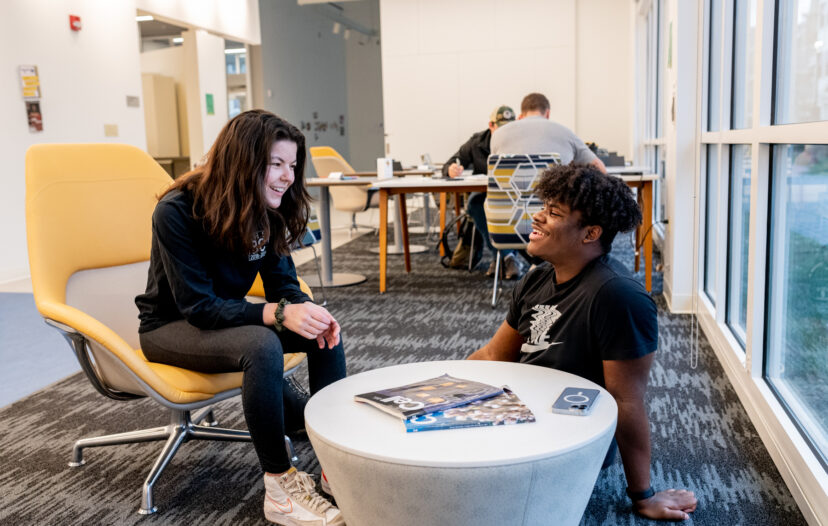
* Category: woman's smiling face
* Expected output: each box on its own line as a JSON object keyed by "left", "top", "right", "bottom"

{"left": 264, "top": 140, "right": 297, "bottom": 209}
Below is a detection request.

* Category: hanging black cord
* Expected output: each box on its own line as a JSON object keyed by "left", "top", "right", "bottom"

{"left": 634, "top": 219, "right": 669, "bottom": 252}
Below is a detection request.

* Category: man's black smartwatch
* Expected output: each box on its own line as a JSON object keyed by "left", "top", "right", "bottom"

{"left": 626, "top": 486, "right": 655, "bottom": 501}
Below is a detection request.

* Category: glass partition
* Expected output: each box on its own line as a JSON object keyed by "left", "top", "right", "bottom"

{"left": 766, "top": 144, "right": 828, "bottom": 467}
{"left": 774, "top": 0, "right": 828, "bottom": 124}
{"left": 704, "top": 145, "right": 721, "bottom": 304}
{"left": 727, "top": 144, "right": 751, "bottom": 347}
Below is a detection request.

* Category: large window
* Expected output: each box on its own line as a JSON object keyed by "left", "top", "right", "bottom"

{"left": 732, "top": 0, "right": 757, "bottom": 128}
{"left": 704, "top": 144, "right": 720, "bottom": 303}
{"left": 774, "top": 0, "right": 828, "bottom": 124}
{"left": 708, "top": 0, "right": 724, "bottom": 131}
{"left": 694, "top": 0, "right": 828, "bottom": 512}
{"left": 766, "top": 144, "right": 828, "bottom": 467}
{"left": 726, "top": 144, "right": 751, "bottom": 347}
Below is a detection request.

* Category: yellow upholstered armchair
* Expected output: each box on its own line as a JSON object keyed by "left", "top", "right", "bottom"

{"left": 25, "top": 144, "right": 307, "bottom": 515}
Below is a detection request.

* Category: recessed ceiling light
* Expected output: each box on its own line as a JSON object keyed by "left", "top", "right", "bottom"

{"left": 172, "top": 37, "right": 183, "bottom": 44}
{"left": 136, "top": 15, "right": 153, "bottom": 22}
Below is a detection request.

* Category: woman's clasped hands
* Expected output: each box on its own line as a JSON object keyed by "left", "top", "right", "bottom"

{"left": 281, "top": 302, "right": 341, "bottom": 349}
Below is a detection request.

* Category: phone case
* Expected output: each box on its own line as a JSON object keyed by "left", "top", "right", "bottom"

{"left": 551, "top": 387, "right": 601, "bottom": 416}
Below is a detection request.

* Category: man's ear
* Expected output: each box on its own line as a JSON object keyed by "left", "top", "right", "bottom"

{"left": 543, "top": 109, "right": 551, "bottom": 119}
{"left": 583, "top": 225, "right": 602, "bottom": 244}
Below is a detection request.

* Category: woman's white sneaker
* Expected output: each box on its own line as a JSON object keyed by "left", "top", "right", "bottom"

{"left": 264, "top": 468, "right": 344, "bottom": 526}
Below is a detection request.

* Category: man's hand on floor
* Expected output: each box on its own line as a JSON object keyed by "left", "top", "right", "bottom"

{"left": 634, "top": 489, "right": 698, "bottom": 521}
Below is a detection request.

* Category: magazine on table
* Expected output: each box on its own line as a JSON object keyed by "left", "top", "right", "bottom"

{"left": 353, "top": 374, "right": 503, "bottom": 420}
{"left": 404, "top": 387, "right": 535, "bottom": 433}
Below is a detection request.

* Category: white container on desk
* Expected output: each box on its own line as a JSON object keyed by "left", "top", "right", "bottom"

{"left": 376, "top": 157, "right": 393, "bottom": 180}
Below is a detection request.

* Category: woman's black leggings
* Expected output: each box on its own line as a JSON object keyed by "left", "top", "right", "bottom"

{"left": 139, "top": 321, "right": 347, "bottom": 474}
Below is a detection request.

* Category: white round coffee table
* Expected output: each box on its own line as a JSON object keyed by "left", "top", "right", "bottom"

{"left": 305, "top": 360, "right": 617, "bottom": 526}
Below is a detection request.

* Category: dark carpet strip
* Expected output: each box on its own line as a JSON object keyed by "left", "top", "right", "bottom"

{"left": 0, "top": 232, "right": 806, "bottom": 525}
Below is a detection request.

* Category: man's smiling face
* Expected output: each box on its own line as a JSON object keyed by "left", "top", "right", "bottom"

{"left": 527, "top": 200, "right": 591, "bottom": 263}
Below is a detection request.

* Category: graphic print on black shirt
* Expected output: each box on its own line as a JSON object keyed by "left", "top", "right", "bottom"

{"left": 249, "top": 231, "right": 266, "bottom": 261}
{"left": 520, "top": 304, "right": 563, "bottom": 354}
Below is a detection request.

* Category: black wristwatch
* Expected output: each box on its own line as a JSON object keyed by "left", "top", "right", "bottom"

{"left": 626, "top": 486, "right": 655, "bottom": 501}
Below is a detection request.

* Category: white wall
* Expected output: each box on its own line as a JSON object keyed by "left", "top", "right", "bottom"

{"left": 661, "top": 0, "right": 698, "bottom": 312}
{"left": 140, "top": 46, "right": 186, "bottom": 80}
{"left": 258, "top": 0, "right": 350, "bottom": 172}
{"left": 183, "top": 29, "right": 229, "bottom": 167}
{"left": 379, "top": 0, "right": 634, "bottom": 167}
{"left": 136, "top": 0, "right": 261, "bottom": 44}
{"left": 576, "top": 0, "right": 635, "bottom": 160}
{"left": 0, "top": 0, "right": 146, "bottom": 283}
{"left": 344, "top": 0, "right": 385, "bottom": 171}
{"left": 140, "top": 46, "right": 189, "bottom": 156}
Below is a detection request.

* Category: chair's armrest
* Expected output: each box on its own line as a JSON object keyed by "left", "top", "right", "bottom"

{"left": 35, "top": 300, "right": 167, "bottom": 388}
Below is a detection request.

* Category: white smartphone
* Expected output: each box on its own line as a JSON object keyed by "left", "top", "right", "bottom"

{"left": 551, "top": 387, "right": 601, "bottom": 416}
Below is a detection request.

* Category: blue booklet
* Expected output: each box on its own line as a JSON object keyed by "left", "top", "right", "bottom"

{"left": 404, "top": 388, "right": 535, "bottom": 433}
{"left": 354, "top": 374, "right": 503, "bottom": 420}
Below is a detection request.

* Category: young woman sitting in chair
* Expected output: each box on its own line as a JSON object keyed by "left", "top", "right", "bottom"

{"left": 136, "top": 110, "right": 346, "bottom": 526}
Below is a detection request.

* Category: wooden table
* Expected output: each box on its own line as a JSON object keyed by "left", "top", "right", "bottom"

{"left": 621, "top": 174, "right": 658, "bottom": 292}
{"left": 372, "top": 173, "right": 657, "bottom": 294}
{"left": 373, "top": 177, "right": 488, "bottom": 293}
{"left": 347, "top": 169, "right": 436, "bottom": 177}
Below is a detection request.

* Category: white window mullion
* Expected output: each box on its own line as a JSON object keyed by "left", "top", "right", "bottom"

{"left": 754, "top": 0, "right": 774, "bottom": 127}
{"left": 722, "top": 0, "right": 736, "bottom": 130}
{"left": 715, "top": 143, "right": 730, "bottom": 324}
{"left": 744, "top": 141, "right": 770, "bottom": 376}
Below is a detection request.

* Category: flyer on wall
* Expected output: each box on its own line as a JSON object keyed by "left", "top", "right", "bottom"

{"left": 27, "top": 102, "right": 43, "bottom": 132}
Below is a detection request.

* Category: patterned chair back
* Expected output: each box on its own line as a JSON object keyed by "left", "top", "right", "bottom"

{"left": 484, "top": 153, "right": 561, "bottom": 249}
{"left": 300, "top": 211, "right": 322, "bottom": 248}
{"left": 286, "top": 209, "right": 322, "bottom": 250}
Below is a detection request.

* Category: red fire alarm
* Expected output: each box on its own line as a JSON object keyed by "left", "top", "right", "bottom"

{"left": 69, "top": 15, "right": 82, "bottom": 31}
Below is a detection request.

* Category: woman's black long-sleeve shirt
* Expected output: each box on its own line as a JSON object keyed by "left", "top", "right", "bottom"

{"left": 136, "top": 189, "right": 311, "bottom": 333}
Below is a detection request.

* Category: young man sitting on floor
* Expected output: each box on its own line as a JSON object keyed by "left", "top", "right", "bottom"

{"left": 468, "top": 164, "right": 697, "bottom": 521}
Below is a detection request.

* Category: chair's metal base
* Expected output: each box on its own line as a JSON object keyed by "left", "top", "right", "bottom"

{"left": 66, "top": 406, "right": 298, "bottom": 515}
{"left": 491, "top": 251, "right": 503, "bottom": 308}
{"left": 367, "top": 244, "right": 429, "bottom": 255}
{"left": 302, "top": 272, "right": 367, "bottom": 288}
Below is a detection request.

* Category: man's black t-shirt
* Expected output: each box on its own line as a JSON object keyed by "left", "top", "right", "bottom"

{"left": 506, "top": 256, "right": 657, "bottom": 387}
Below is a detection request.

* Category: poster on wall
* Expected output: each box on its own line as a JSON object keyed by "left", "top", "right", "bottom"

{"left": 20, "top": 65, "right": 43, "bottom": 132}
{"left": 206, "top": 93, "right": 215, "bottom": 115}
{"left": 19, "top": 65, "right": 41, "bottom": 100}
{"left": 26, "top": 102, "right": 43, "bottom": 132}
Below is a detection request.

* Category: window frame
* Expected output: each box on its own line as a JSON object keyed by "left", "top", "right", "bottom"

{"left": 694, "top": 0, "right": 828, "bottom": 519}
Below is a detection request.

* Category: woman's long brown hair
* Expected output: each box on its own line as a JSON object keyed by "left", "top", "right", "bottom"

{"left": 161, "top": 110, "right": 311, "bottom": 255}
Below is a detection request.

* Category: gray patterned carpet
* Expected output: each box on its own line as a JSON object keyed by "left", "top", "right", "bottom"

{"left": 0, "top": 232, "right": 806, "bottom": 526}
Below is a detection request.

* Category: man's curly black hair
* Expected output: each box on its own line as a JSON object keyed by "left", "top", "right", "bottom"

{"left": 535, "top": 163, "right": 642, "bottom": 253}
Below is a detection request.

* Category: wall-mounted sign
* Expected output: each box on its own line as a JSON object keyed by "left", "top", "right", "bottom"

{"left": 205, "top": 93, "right": 214, "bottom": 115}
{"left": 19, "top": 65, "right": 41, "bottom": 100}
{"left": 20, "top": 65, "right": 42, "bottom": 132}
{"left": 27, "top": 102, "right": 43, "bottom": 132}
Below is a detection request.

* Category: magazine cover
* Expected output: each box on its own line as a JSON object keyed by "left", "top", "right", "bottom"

{"left": 354, "top": 374, "right": 504, "bottom": 420}
{"left": 403, "top": 388, "right": 536, "bottom": 433}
